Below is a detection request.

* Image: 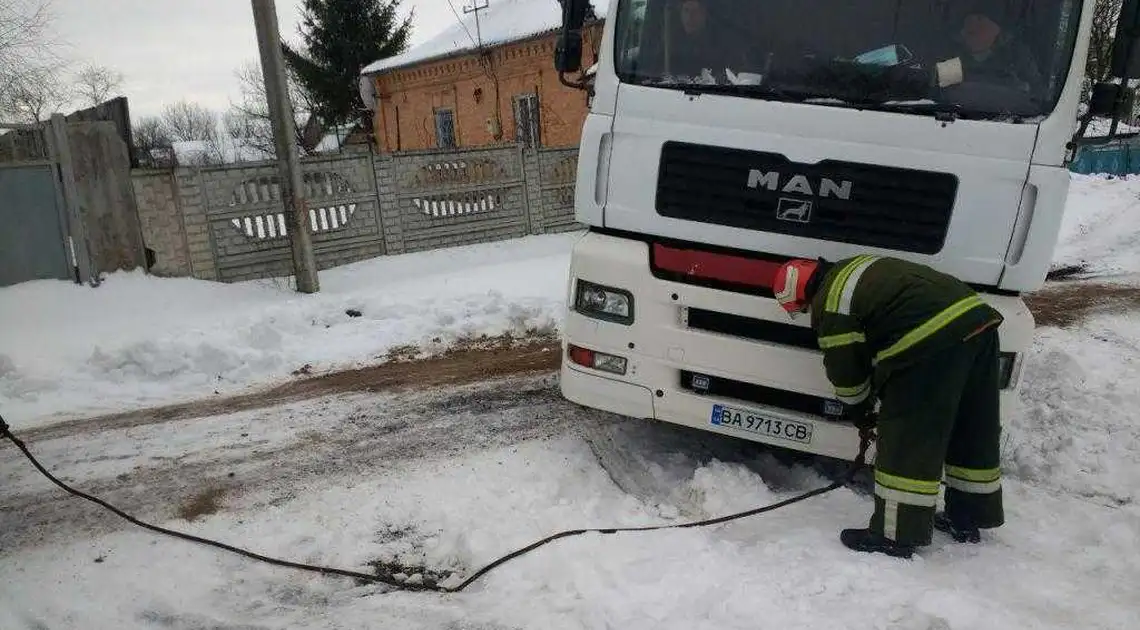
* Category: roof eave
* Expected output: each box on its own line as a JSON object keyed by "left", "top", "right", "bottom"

{"left": 362, "top": 45, "right": 483, "bottom": 76}
{"left": 361, "top": 17, "right": 602, "bottom": 77}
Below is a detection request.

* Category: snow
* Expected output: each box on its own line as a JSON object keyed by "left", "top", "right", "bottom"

{"left": 361, "top": 0, "right": 611, "bottom": 74}
{"left": 1052, "top": 173, "right": 1140, "bottom": 277}
{"left": 2, "top": 169, "right": 1140, "bottom": 628}
{"left": 0, "top": 232, "right": 580, "bottom": 429}
{"left": 1006, "top": 313, "right": 1140, "bottom": 506}
{"left": 1, "top": 361, "right": 1137, "bottom": 629}
{"left": 1082, "top": 116, "right": 1140, "bottom": 138}
{"left": 312, "top": 128, "right": 348, "bottom": 153}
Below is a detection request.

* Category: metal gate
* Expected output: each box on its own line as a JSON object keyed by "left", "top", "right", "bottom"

{"left": 0, "top": 124, "right": 73, "bottom": 287}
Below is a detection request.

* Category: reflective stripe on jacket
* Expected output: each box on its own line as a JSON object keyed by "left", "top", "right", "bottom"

{"left": 809, "top": 256, "right": 1004, "bottom": 403}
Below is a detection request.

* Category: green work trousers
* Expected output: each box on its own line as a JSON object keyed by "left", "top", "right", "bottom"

{"left": 868, "top": 327, "right": 1005, "bottom": 546}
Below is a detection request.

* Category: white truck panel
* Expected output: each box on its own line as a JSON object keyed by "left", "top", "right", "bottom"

{"left": 597, "top": 83, "right": 1071, "bottom": 291}
{"left": 560, "top": 231, "right": 1035, "bottom": 462}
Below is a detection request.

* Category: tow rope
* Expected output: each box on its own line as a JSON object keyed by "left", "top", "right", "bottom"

{"left": 0, "top": 413, "right": 873, "bottom": 593}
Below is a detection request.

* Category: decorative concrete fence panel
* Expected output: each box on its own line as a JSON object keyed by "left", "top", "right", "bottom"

{"left": 537, "top": 147, "right": 581, "bottom": 233}
{"left": 199, "top": 155, "right": 383, "bottom": 282}
{"left": 132, "top": 145, "right": 585, "bottom": 283}
{"left": 382, "top": 146, "right": 529, "bottom": 255}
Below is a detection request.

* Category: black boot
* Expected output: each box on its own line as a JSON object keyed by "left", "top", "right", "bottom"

{"left": 933, "top": 512, "right": 981, "bottom": 543}
{"left": 840, "top": 528, "right": 915, "bottom": 559}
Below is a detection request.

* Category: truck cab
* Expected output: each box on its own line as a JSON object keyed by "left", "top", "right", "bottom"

{"left": 553, "top": 0, "right": 1140, "bottom": 461}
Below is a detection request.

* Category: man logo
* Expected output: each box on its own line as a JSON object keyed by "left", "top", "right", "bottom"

{"left": 746, "top": 170, "right": 854, "bottom": 200}
{"left": 776, "top": 197, "right": 813, "bottom": 223}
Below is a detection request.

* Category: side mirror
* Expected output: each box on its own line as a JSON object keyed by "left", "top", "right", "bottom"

{"left": 1087, "top": 82, "right": 1136, "bottom": 118}
{"left": 554, "top": 0, "right": 590, "bottom": 73}
{"left": 1111, "top": 0, "right": 1140, "bottom": 78}
{"left": 555, "top": 33, "right": 584, "bottom": 73}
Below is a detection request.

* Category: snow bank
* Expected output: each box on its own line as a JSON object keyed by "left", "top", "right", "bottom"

{"left": 1054, "top": 173, "right": 1140, "bottom": 277}
{"left": 362, "top": 0, "right": 611, "bottom": 74}
{"left": 0, "top": 233, "right": 580, "bottom": 428}
{"left": 1005, "top": 311, "right": 1140, "bottom": 506}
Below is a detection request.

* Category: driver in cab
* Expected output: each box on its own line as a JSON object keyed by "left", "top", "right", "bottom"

{"left": 667, "top": 0, "right": 749, "bottom": 78}
{"left": 935, "top": 4, "right": 1044, "bottom": 96}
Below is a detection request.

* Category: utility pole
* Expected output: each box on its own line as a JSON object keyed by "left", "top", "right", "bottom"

{"left": 251, "top": 0, "right": 319, "bottom": 294}
{"left": 463, "top": 0, "right": 489, "bottom": 48}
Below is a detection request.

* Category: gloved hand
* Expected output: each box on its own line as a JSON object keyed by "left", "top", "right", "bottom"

{"left": 845, "top": 399, "right": 877, "bottom": 431}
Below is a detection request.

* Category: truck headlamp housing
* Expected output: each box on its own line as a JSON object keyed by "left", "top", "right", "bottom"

{"left": 574, "top": 280, "right": 633, "bottom": 324}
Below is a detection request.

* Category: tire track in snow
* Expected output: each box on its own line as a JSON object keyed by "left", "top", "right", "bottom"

{"left": 0, "top": 375, "right": 619, "bottom": 553}
{"left": 18, "top": 338, "right": 562, "bottom": 443}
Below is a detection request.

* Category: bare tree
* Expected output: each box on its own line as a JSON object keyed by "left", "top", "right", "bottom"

{"left": 227, "top": 59, "right": 318, "bottom": 158}
{"left": 159, "top": 100, "right": 227, "bottom": 165}
{"left": 74, "top": 63, "right": 123, "bottom": 108}
{"left": 1084, "top": 0, "right": 1124, "bottom": 101}
{"left": 176, "top": 139, "right": 226, "bottom": 166}
{"left": 0, "top": 0, "right": 63, "bottom": 118}
{"left": 132, "top": 115, "right": 173, "bottom": 167}
{"left": 161, "top": 100, "right": 218, "bottom": 142}
{"left": 0, "top": 63, "right": 70, "bottom": 122}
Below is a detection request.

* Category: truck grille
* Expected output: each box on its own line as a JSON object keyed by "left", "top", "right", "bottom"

{"left": 687, "top": 308, "right": 819, "bottom": 350}
{"left": 680, "top": 371, "right": 853, "bottom": 421}
{"left": 655, "top": 142, "right": 958, "bottom": 255}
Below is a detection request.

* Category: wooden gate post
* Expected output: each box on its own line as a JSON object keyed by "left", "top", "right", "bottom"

{"left": 50, "top": 114, "right": 97, "bottom": 286}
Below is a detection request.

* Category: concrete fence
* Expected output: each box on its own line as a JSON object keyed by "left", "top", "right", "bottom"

{"left": 131, "top": 144, "right": 582, "bottom": 282}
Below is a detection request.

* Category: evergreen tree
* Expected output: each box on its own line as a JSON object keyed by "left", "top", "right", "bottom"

{"left": 283, "top": 0, "right": 413, "bottom": 128}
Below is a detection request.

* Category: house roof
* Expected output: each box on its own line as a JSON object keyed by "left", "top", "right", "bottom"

{"left": 361, "top": 0, "right": 610, "bottom": 75}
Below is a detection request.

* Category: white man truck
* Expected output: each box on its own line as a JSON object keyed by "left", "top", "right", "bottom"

{"left": 550, "top": 0, "right": 1140, "bottom": 461}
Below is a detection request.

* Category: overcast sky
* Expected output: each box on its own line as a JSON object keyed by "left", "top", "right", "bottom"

{"left": 50, "top": 0, "right": 456, "bottom": 119}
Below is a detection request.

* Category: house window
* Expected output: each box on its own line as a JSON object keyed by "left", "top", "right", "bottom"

{"left": 513, "top": 94, "right": 541, "bottom": 147}
{"left": 434, "top": 108, "right": 456, "bottom": 148}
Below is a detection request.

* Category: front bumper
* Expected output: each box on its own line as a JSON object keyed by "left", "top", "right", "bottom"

{"left": 559, "top": 231, "right": 1034, "bottom": 462}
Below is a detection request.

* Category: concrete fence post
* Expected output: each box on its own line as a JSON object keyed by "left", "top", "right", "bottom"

{"left": 174, "top": 167, "right": 219, "bottom": 281}
{"left": 375, "top": 152, "right": 406, "bottom": 255}
{"left": 521, "top": 145, "right": 545, "bottom": 235}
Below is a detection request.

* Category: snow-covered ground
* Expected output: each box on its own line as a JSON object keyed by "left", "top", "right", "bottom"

{"left": 1, "top": 173, "right": 1139, "bottom": 629}
{"left": 1, "top": 339, "right": 1137, "bottom": 630}
{"left": 1052, "top": 173, "right": 1140, "bottom": 278}
{"left": 0, "top": 232, "right": 578, "bottom": 429}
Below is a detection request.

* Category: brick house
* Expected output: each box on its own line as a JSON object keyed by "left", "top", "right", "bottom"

{"left": 360, "top": 0, "right": 608, "bottom": 152}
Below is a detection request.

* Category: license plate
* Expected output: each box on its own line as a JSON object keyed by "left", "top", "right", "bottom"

{"left": 710, "top": 404, "right": 814, "bottom": 444}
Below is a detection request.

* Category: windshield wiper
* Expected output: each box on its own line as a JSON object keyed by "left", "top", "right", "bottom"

{"left": 651, "top": 81, "right": 825, "bottom": 104}
{"left": 864, "top": 100, "right": 964, "bottom": 121}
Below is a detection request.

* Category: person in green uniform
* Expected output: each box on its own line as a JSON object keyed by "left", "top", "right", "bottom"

{"left": 771, "top": 255, "right": 1006, "bottom": 558}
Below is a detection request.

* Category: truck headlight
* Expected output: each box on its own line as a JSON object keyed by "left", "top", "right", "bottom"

{"left": 998, "top": 352, "right": 1021, "bottom": 390}
{"left": 574, "top": 280, "right": 633, "bottom": 324}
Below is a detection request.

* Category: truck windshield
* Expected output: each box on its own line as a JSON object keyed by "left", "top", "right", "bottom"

{"left": 613, "top": 0, "right": 1083, "bottom": 120}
